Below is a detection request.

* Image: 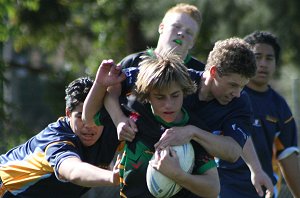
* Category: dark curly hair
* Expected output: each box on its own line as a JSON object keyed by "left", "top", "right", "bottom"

{"left": 65, "top": 77, "right": 94, "bottom": 112}
{"left": 206, "top": 37, "right": 257, "bottom": 79}
{"left": 244, "top": 31, "right": 281, "bottom": 65}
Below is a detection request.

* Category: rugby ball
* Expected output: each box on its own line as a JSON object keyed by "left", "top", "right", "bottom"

{"left": 146, "top": 142, "right": 195, "bottom": 198}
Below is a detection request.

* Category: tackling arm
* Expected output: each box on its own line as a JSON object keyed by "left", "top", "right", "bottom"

{"left": 58, "top": 157, "right": 120, "bottom": 187}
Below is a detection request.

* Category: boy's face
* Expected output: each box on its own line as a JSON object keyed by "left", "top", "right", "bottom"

{"left": 158, "top": 12, "right": 199, "bottom": 57}
{"left": 67, "top": 103, "right": 103, "bottom": 147}
{"left": 250, "top": 43, "right": 276, "bottom": 87}
{"left": 210, "top": 71, "right": 249, "bottom": 105}
{"left": 149, "top": 81, "right": 184, "bottom": 123}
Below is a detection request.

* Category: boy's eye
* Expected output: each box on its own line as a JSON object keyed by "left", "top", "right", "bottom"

{"left": 76, "top": 114, "right": 82, "bottom": 119}
{"left": 173, "top": 24, "right": 180, "bottom": 28}
{"left": 186, "top": 30, "right": 193, "bottom": 36}
{"left": 229, "top": 83, "right": 238, "bottom": 88}
{"left": 255, "top": 55, "right": 262, "bottom": 60}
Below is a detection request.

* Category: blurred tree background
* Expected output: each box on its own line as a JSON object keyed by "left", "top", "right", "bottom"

{"left": 1, "top": 0, "right": 300, "bottom": 153}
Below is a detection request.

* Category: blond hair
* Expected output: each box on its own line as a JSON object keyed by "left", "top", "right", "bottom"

{"left": 163, "top": 3, "right": 202, "bottom": 26}
{"left": 135, "top": 51, "right": 197, "bottom": 102}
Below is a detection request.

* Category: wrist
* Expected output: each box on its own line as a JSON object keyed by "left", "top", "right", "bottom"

{"left": 249, "top": 164, "right": 263, "bottom": 174}
{"left": 187, "top": 125, "right": 197, "bottom": 140}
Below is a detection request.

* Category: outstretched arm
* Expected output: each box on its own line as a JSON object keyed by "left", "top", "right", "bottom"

{"left": 82, "top": 59, "right": 125, "bottom": 126}
{"left": 58, "top": 156, "right": 120, "bottom": 187}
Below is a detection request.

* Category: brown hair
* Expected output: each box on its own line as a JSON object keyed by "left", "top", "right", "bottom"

{"left": 135, "top": 50, "right": 197, "bottom": 102}
{"left": 206, "top": 37, "right": 256, "bottom": 79}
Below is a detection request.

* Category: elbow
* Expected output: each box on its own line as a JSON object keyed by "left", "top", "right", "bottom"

{"left": 218, "top": 146, "right": 241, "bottom": 163}
{"left": 195, "top": 171, "right": 220, "bottom": 198}
{"left": 214, "top": 180, "right": 221, "bottom": 197}
{"left": 210, "top": 177, "right": 220, "bottom": 198}
{"left": 200, "top": 178, "right": 220, "bottom": 198}
{"left": 67, "top": 169, "right": 83, "bottom": 185}
{"left": 226, "top": 139, "right": 243, "bottom": 163}
{"left": 226, "top": 151, "right": 241, "bottom": 163}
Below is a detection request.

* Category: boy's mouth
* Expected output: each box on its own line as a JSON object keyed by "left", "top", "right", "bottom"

{"left": 173, "top": 39, "right": 182, "bottom": 45}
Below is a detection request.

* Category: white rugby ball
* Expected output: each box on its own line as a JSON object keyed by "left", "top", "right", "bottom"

{"left": 146, "top": 142, "right": 195, "bottom": 198}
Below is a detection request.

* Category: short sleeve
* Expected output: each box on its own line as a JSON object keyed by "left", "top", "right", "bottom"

{"left": 45, "top": 141, "right": 80, "bottom": 182}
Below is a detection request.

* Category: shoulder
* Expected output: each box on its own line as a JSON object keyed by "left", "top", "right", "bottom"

{"left": 230, "top": 90, "right": 252, "bottom": 110}
{"left": 268, "top": 87, "right": 290, "bottom": 106}
{"left": 185, "top": 55, "right": 205, "bottom": 71}
{"left": 46, "top": 118, "right": 74, "bottom": 136}
{"left": 41, "top": 118, "right": 77, "bottom": 145}
{"left": 119, "top": 51, "right": 146, "bottom": 68}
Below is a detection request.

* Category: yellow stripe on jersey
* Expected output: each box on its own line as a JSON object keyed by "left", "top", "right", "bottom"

{"left": 0, "top": 149, "right": 53, "bottom": 192}
{"left": 284, "top": 116, "right": 294, "bottom": 124}
{"left": 266, "top": 115, "right": 278, "bottom": 123}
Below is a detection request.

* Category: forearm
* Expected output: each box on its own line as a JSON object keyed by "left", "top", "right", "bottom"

{"left": 172, "top": 168, "right": 219, "bottom": 197}
{"left": 69, "top": 163, "right": 115, "bottom": 187}
{"left": 82, "top": 82, "right": 107, "bottom": 126}
{"left": 104, "top": 93, "right": 126, "bottom": 126}
{"left": 279, "top": 152, "right": 300, "bottom": 198}
{"left": 189, "top": 125, "right": 242, "bottom": 162}
{"left": 241, "top": 137, "right": 262, "bottom": 173}
{"left": 59, "top": 158, "right": 115, "bottom": 187}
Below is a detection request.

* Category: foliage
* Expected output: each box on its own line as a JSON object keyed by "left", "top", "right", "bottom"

{"left": 0, "top": 0, "right": 300, "bottom": 152}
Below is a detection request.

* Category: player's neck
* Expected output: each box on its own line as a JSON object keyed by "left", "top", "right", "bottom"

{"left": 247, "top": 81, "right": 269, "bottom": 92}
{"left": 198, "top": 71, "right": 214, "bottom": 102}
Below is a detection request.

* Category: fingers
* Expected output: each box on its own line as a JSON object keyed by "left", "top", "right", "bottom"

{"left": 154, "top": 133, "right": 172, "bottom": 151}
{"left": 107, "top": 62, "right": 121, "bottom": 75}
{"left": 265, "top": 189, "right": 273, "bottom": 198}
{"left": 169, "top": 147, "right": 177, "bottom": 158}
{"left": 154, "top": 132, "right": 169, "bottom": 151}
{"left": 154, "top": 140, "right": 165, "bottom": 152}
{"left": 254, "top": 184, "right": 263, "bottom": 197}
{"left": 109, "top": 63, "right": 122, "bottom": 75}
{"left": 109, "top": 63, "right": 125, "bottom": 83}
{"left": 264, "top": 182, "right": 274, "bottom": 198}
{"left": 254, "top": 180, "right": 274, "bottom": 198}
{"left": 117, "top": 122, "right": 137, "bottom": 142}
{"left": 160, "top": 148, "right": 168, "bottom": 159}
{"left": 127, "top": 118, "right": 138, "bottom": 132}
{"left": 149, "top": 159, "right": 158, "bottom": 170}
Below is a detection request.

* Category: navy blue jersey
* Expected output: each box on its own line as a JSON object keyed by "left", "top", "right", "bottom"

{"left": 119, "top": 49, "right": 205, "bottom": 71}
{"left": 183, "top": 90, "right": 251, "bottom": 169}
{"left": 119, "top": 101, "right": 215, "bottom": 198}
{"left": 183, "top": 90, "right": 261, "bottom": 198}
{"left": 0, "top": 115, "right": 120, "bottom": 198}
{"left": 244, "top": 86, "right": 299, "bottom": 185}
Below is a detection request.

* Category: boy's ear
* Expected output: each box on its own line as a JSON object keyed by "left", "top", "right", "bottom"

{"left": 65, "top": 108, "right": 71, "bottom": 118}
{"left": 209, "top": 65, "right": 217, "bottom": 78}
{"left": 158, "top": 23, "right": 164, "bottom": 34}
